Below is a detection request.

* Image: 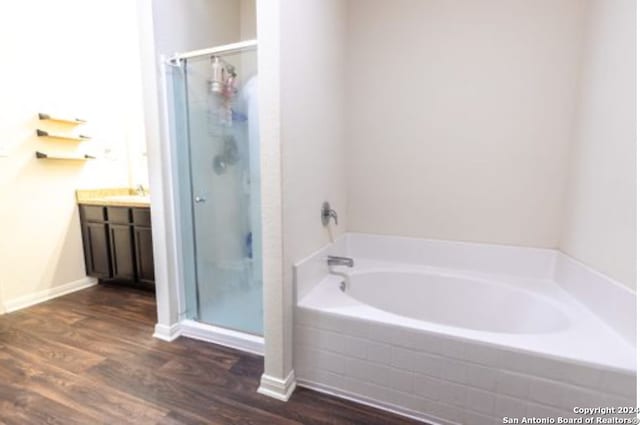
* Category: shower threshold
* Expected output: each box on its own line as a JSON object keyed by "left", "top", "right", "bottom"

{"left": 179, "top": 319, "right": 264, "bottom": 355}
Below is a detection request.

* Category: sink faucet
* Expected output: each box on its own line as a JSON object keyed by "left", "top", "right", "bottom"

{"left": 327, "top": 255, "right": 354, "bottom": 267}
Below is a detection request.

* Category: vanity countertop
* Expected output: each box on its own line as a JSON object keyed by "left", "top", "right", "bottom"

{"left": 76, "top": 188, "right": 151, "bottom": 208}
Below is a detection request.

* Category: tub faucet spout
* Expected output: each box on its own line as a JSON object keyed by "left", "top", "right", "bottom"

{"left": 327, "top": 255, "right": 354, "bottom": 268}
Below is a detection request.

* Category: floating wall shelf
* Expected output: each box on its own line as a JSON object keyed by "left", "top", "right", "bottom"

{"left": 35, "top": 151, "right": 96, "bottom": 160}
{"left": 38, "top": 113, "right": 86, "bottom": 125}
{"left": 36, "top": 129, "right": 91, "bottom": 141}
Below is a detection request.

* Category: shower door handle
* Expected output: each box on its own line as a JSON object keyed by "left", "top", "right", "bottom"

{"left": 194, "top": 196, "right": 206, "bottom": 203}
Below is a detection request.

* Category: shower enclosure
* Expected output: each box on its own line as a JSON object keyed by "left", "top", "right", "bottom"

{"left": 166, "top": 41, "right": 262, "bottom": 338}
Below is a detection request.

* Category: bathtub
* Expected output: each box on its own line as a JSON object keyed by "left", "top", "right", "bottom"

{"left": 293, "top": 234, "right": 636, "bottom": 425}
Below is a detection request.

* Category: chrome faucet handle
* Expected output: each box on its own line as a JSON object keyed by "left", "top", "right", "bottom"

{"left": 321, "top": 201, "right": 338, "bottom": 226}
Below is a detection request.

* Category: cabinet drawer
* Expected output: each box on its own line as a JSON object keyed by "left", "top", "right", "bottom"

{"left": 107, "top": 207, "right": 131, "bottom": 224}
{"left": 132, "top": 208, "right": 151, "bottom": 226}
{"left": 81, "top": 205, "right": 106, "bottom": 222}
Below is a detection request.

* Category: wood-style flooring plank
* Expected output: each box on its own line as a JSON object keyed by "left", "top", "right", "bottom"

{"left": 0, "top": 380, "right": 99, "bottom": 425}
{"left": 0, "top": 348, "right": 167, "bottom": 424}
{"left": 0, "top": 327, "right": 105, "bottom": 374}
{"left": 88, "top": 357, "right": 303, "bottom": 425}
{"left": 0, "top": 284, "right": 423, "bottom": 425}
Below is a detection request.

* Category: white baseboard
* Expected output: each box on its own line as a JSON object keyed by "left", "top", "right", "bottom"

{"left": 258, "top": 370, "right": 297, "bottom": 401}
{"left": 297, "top": 379, "right": 448, "bottom": 425}
{"left": 3, "top": 277, "right": 97, "bottom": 313}
{"left": 153, "top": 322, "right": 182, "bottom": 342}
{"left": 179, "top": 319, "right": 264, "bottom": 355}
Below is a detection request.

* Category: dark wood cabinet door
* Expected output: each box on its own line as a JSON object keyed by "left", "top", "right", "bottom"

{"left": 79, "top": 204, "right": 154, "bottom": 288}
{"left": 83, "top": 223, "right": 111, "bottom": 278}
{"left": 134, "top": 226, "right": 155, "bottom": 284}
{"left": 109, "top": 224, "right": 135, "bottom": 281}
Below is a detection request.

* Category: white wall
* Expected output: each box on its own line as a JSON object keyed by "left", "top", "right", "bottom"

{"left": 282, "top": 0, "right": 348, "bottom": 267}
{"left": 346, "top": 0, "right": 586, "bottom": 248}
{"left": 276, "top": 0, "right": 348, "bottom": 387}
{"left": 152, "top": 0, "right": 245, "bottom": 56}
{"left": 560, "top": 0, "right": 636, "bottom": 289}
{"left": 0, "top": 0, "right": 146, "bottom": 305}
{"left": 241, "top": 0, "right": 258, "bottom": 40}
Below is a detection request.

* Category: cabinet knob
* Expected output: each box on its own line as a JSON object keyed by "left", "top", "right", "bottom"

{"left": 194, "top": 196, "right": 206, "bottom": 203}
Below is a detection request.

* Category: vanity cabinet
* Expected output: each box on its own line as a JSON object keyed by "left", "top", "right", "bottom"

{"left": 79, "top": 205, "right": 154, "bottom": 288}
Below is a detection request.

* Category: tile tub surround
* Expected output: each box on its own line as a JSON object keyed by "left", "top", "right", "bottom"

{"left": 292, "top": 234, "right": 636, "bottom": 424}
{"left": 294, "top": 310, "right": 636, "bottom": 425}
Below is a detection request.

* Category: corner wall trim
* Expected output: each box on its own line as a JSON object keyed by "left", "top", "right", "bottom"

{"left": 257, "top": 370, "right": 297, "bottom": 401}
{"left": 153, "top": 322, "right": 182, "bottom": 342}
{"left": 3, "top": 277, "right": 97, "bottom": 313}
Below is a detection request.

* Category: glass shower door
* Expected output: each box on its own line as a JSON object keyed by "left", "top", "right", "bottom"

{"left": 170, "top": 49, "right": 262, "bottom": 336}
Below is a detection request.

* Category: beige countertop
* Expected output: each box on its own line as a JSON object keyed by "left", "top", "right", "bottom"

{"left": 76, "top": 188, "right": 151, "bottom": 208}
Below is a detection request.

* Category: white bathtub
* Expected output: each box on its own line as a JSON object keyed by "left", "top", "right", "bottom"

{"left": 345, "top": 267, "right": 570, "bottom": 334}
{"left": 294, "top": 234, "right": 636, "bottom": 425}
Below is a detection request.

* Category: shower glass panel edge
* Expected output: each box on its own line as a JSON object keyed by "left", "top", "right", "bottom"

{"left": 166, "top": 60, "right": 198, "bottom": 321}
{"left": 166, "top": 47, "right": 263, "bottom": 337}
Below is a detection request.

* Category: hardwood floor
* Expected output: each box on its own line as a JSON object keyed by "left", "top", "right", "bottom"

{"left": 0, "top": 284, "right": 422, "bottom": 424}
